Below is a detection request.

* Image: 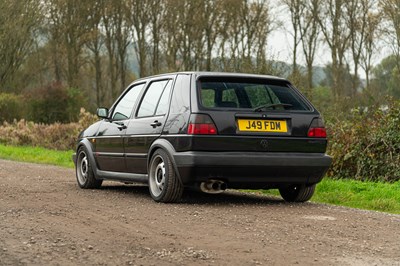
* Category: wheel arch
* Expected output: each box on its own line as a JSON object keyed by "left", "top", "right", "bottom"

{"left": 148, "top": 138, "right": 182, "bottom": 185}
{"left": 76, "top": 138, "right": 101, "bottom": 180}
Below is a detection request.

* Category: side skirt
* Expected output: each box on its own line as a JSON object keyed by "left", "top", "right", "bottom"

{"left": 95, "top": 169, "right": 148, "bottom": 183}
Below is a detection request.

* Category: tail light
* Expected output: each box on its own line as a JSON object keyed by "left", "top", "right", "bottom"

{"left": 308, "top": 118, "right": 327, "bottom": 138}
{"left": 187, "top": 114, "right": 218, "bottom": 135}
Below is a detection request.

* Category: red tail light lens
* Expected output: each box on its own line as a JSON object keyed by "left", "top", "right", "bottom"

{"left": 308, "top": 128, "right": 327, "bottom": 138}
{"left": 308, "top": 118, "right": 327, "bottom": 138}
{"left": 187, "top": 114, "right": 218, "bottom": 135}
{"left": 188, "top": 124, "right": 217, "bottom": 134}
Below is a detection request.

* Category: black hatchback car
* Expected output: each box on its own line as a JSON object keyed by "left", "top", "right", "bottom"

{"left": 73, "top": 72, "right": 332, "bottom": 203}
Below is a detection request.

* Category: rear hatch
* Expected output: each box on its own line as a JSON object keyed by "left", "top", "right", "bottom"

{"left": 188, "top": 74, "right": 327, "bottom": 153}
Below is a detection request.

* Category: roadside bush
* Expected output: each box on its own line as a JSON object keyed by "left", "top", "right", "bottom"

{"left": 25, "top": 82, "right": 89, "bottom": 124}
{"left": 0, "top": 108, "right": 98, "bottom": 150}
{"left": 26, "top": 82, "right": 69, "bottom": 123}
{"left": 327, "top": 100, "right": 400, "bottom": 182}
{"left": 0, "top": 93, "right": 25, "bottom": 122}
{"left": 66, "top": 87, "right": 90, "bottom": 122}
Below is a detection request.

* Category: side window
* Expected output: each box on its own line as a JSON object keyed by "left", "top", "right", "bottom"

{"left": 167, "top": 74, "right": 191, "bottom": 134}
{"left": 112, "top": 83, "right": 145, "bottom": 120}
{"left": 137, "top": 80, "right": 169, "bottom": 117}
{"left": 155, "top": 80, "right": 173, "bottom": 115}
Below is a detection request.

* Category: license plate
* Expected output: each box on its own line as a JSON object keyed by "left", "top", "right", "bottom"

{"left": 237, "top": 119, "right": 288, "bottom": 132}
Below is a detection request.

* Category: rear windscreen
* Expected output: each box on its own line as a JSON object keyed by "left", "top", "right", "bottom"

{"left": 198, "top": 77, "right": 311, "bottom": 111}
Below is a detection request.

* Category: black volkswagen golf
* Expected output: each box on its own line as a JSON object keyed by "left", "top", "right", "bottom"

{"left": 73, "top": 72, "right": 332, "bottom": 203}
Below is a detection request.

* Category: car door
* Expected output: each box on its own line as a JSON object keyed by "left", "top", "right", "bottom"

{"left": 95, "top": 82, "right": 146, "bottom": 172}
{"left": 124, "top": 77, "right": 175, "bottom": 174}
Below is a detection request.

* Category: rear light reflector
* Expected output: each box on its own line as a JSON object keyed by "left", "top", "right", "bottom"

{"left": 308, "top": 118, "right": 327, "bottom": 138}
{"left": 187, "top": 114, "right": 218, "bottom": 135}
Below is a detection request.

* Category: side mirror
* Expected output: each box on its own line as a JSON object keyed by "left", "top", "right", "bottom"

{"left": 96, "top": 107, "right": 109, "bottom": 119}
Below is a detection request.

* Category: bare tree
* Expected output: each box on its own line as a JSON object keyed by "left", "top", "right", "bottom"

{"left": 161, "top": 0, "right": 180, "bottom": 72}
{"left": 148, "top": 0, "right": 165, "bottom": 74}
{"left": 252, "top": 0, "right": 274, "bottom": 74}
{"left": 346, "top": 0, "right": 375, "bottom": 96}
{"left": 220, "top": 0, "right": 243, "bottom": 71}
{"left": 242, "top": 0, "right": 273, "bottom": 73}
{"left": 129, "top": 0, "right": 150, "bottom": 78}
{"left": 85, "top": 1, "right": 105, "bottom": 106}
{"left": 177, "top": 0, "right": 205, "bottom": 70}
{"left": 217, "top": 0, "right": 273, "bottom": 73}
{"left": 0, "top": 0, "right": 42, "bottom": 90}
{"left": 317, "top": 0, "right": 351, "bottom": 99}
{"left": 216, "top": 0, "right": 237, "bottom": 71}
{"left": 203, "top": 1, "right": 222, "bottom": 71}
{"left": 360, "top": 11, "right": 381, "bottom": 90}
{"left": 102, "top": 0, "right": 131, "bottom": 100}
{"left": 47, "top": 0, "right": 94, "bottom": 89}
{"left": 281, "top": 0, "right": 304, "bottom": 75}
{"left": 380, "top": 0, "right": 400, "bottom": 71}
{"left": 281, "top": 0, "right": 321, "bottom": 98}
{"left": 102, "top": 1, "right": 118, "bottom": 101}
{"left": 116, "top": 1, "right": 131, "bottom": 89}
{"left": 161, "top": 0, "right": 206, "bottom": 71}
{"left": 299, "top": 0, "right": 321, "bottom": 98}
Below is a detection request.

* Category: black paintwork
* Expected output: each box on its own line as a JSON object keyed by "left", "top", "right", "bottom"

{"left": 74, "top": 72, "right": 332, "bottom": 189}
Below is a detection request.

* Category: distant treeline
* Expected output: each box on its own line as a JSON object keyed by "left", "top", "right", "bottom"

{"left": 0, "top": 0, "right": 399, "bottom": 112}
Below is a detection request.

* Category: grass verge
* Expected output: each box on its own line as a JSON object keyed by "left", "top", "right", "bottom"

{"left": 0, "top": 144, "right": 399, "bottom": 214}
{"left": 0, "top": 144, "right": 74, "bottom": 168}
{"left": 261, "top": 179, "right": 400, "bottom": 214}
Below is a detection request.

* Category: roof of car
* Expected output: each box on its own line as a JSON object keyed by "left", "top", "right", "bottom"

{"left": 134, "top": 71, "right": 287, "bottom": 82}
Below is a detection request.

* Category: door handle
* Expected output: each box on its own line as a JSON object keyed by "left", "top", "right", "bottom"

{"left": 150, "top": 120, "right": 162, "bottom": 128}
{"left": 114, "top": 122, "right": 127, "bottom": 130}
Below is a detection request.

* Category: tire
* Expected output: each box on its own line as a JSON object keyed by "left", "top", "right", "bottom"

{"left": 279, "top": 184, "right": 316, "bottom": 202}
{"left": 76, "top": 146, "right": 102, "bottom": 189}
{"left": 148, "top": 149, "right": 183, "bottom": 203}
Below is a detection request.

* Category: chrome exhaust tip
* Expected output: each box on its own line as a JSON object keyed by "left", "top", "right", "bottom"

{"left": 200, "top": 180, "right": 227, "bottom": 194}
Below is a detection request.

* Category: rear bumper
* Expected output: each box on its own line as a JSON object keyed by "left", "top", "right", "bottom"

{"left": 173, "top": 151, "right": 332, "bottom": 188}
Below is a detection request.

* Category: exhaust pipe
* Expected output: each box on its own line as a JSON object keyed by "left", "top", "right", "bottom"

{"left": 200, "top": 180, "right": 227, "bottom": 194}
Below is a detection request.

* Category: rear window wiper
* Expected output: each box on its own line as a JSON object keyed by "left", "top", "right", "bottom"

{"left": 253, "top": 103, "right": 293, "bottom": 112}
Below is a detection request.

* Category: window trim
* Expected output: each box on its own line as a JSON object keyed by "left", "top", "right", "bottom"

{"left": 135, "top": 78, "right": 174, "bottom": 119}
{"left": 109, "top": 82, "right": 147, "bottom": 121}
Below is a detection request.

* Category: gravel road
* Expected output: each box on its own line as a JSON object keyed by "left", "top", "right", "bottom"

{"left": 0, "top": 159, "right": 399, "bottom": 265}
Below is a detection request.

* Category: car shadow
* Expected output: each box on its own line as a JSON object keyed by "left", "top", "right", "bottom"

{"left": 96, "top": 182, "right": 287, "bottom": 206}
{"left": 180, "top": 189, "right": 285, "bottom": 206}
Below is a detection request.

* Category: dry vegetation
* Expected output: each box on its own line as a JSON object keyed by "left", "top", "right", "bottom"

{"left": 0, "top": 108, "right": 97, "bottom": 150}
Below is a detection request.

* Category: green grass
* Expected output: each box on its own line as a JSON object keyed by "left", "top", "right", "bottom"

{"left": 0, "top": 144, "right": 399, "bottom": 214}
{"left": 314, "top": 178, "right": 400, "bottom": 214}
{"left": 261, "top": 178, "right": 400, "bottom": 214}
{"left": 0, "top": 144, "right": 74, "bottom": 168}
